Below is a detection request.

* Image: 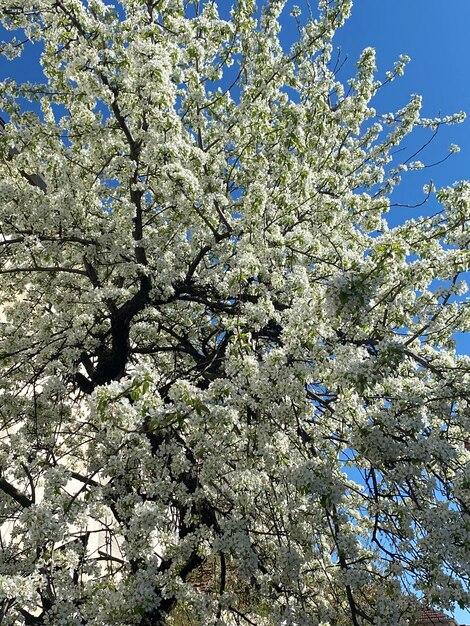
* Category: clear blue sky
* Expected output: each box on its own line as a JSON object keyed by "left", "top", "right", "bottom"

{"left": 333, "top": 0, "right": 470, "bottom": 367}
{"left": 327, "top": 3, "right": 470, "bottom": 623}
{"left": 1, "top": 1, "right": 470, "bottom": 622}
{"left": 309, "top": 2, "right": 470, "bottom": 362}
{"left": 313, "top": 2, "right": 470, "bottom": 623}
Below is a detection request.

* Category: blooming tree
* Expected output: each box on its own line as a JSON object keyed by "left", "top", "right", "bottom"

{"left": 0, "top": 0, "right": 469, "bottom": 624}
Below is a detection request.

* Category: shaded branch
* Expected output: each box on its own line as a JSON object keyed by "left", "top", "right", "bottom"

{"left": 0, "top": 476, "right": 32, "bottom": 508}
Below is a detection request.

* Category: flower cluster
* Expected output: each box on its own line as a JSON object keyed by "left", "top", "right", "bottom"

{"left": 0, "top": 1, "right": 469, "bottom": 625}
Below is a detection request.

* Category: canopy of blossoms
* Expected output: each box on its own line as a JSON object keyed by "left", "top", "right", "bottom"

{"left": 0, "top": 1, "right": 469, "bottom": 625}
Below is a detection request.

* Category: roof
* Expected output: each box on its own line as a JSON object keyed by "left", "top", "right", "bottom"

{"left": 417, "top": 608, "right": 458, "bottom": 625}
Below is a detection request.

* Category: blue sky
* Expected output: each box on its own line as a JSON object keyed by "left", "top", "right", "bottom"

{"left": 298, "top": 0, "right": 470, "bottom": 363}
{"left": 334, "top": 0, "right": 470, "bottom": 365}
{"left": 1, "top": 1, "right": 470, "bottom": 622}
{"left": 327, "top": 3, "right": 470, "bottom": 622}
{"left": 314, "top": 3, "right": 470, "bottom": 623}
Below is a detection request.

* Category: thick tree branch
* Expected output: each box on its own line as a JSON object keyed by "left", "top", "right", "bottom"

{"left": 0, "top": 477, "right": 32, "bottom": 508}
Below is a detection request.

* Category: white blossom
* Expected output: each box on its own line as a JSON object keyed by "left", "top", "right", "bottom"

{"left": 0, "top": 1, "right": 468, "bottom": 625}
